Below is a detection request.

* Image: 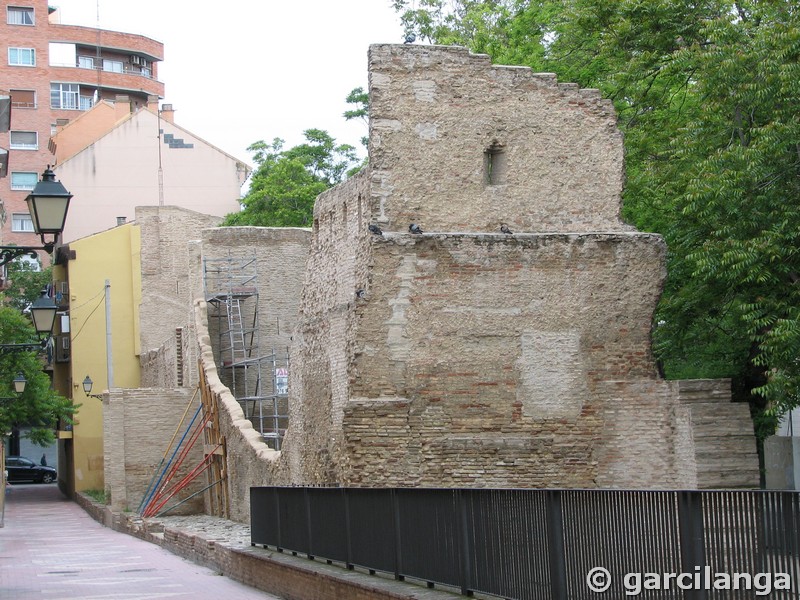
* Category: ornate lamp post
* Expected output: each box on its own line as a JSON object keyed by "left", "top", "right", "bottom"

{"left": 0, "top": 167, "right": 72, "bottom": 267}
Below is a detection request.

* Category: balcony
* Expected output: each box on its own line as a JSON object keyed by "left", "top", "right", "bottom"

{"left": 48, "top": 23, "right": 165, "bottom": 99}
{"left": 48, "top": 63, "right": 165, "bottom": 101}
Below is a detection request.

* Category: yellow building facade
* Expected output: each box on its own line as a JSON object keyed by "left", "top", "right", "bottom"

{"left": 52, "top": 223, "right": 142, "bottom": 494}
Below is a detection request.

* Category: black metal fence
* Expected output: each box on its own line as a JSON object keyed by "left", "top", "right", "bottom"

{"left": 250, "top": 487, "right": 800, "bottom": 600}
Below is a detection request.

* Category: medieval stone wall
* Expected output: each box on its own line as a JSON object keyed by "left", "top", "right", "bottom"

{"left": 367, "top": 44, "right": 633, "bottom": 234}
{"left": 281, "top": 171, "right": 372, "bottom": 483}
{"left": 339, "top": 232, "right": 682, "bottom": 488}
{"left": 278, "top": 44, "right": 759, "bottom": 490}
{"left": 132, "top": 44, "right": 759, "bottom": 523}
{"left": 137, "top": 206, "right": 222, "bottom": 387}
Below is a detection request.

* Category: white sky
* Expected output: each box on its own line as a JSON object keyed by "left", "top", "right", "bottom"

{"left": 50, "top": 1, "right": 405, "bottom": 166}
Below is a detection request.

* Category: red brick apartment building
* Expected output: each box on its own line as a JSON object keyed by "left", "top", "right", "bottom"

{"left": 0, "top": 1, "right": 163, "bottom": 262}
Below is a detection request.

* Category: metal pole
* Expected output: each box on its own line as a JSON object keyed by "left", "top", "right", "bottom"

{"left": 546, "top": 489, "right": 568, "bottom": 600}
{"left": 105, "top": 279, "right": 113, "bottom": 388}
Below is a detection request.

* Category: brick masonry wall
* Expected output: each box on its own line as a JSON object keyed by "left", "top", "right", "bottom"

{"left": 281, "top": 171, "right": 372, "bottom": 484}
{"left": 169, "top": 44, "right": 758, "bottom": 518}
{"left": 338, "top": 233, "right": 683, "bottom": 488}
{"left": 675, "top": 379, "right": 759, "bottom": 488}
{"left": 277, "top": 44, "right": 759, "bottom": 491}
{"left": 103, "top": 387, "right": 205, "bottom": 514}
{"left": 199, "top": 226, "right": 311, "bottom": 359}
{"left": 138, "top": 206, "right": 222, "bottom": 387}
{"left": 367, "top": 44, "right": 633, "bottom": 235}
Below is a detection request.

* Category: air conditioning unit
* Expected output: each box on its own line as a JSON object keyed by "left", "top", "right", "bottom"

{"left": 55, "top": 335, "right": 70, "bottom": 363}
{"left": 131, "top": 55, "right": 142, "bottom": 65}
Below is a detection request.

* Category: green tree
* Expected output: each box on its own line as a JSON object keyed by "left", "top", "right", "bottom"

{"left": 3, "top": 261, "right": 52, "bottom": 312}
{"left": 223, "top": 129, "right": 358, "bottom": 227}
{"left": 0, "top": 306, "right": 75, "bottom": 446}
{"left": 395, "top": 0, "right": 800, "bottom": 436}
{"left": 344, "top": 86, "right": 370, "bottom": 152}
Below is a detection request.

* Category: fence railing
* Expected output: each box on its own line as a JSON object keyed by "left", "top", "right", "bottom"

{"left": 250, "top": 487, "right": 800, "bottom": 600}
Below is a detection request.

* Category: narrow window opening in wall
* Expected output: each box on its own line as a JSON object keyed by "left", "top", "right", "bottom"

{"left": 484, "top": 142, "right": 507, "bottom": 185}
{"left": 342, "top": 202, "right": 348, "bottom": 233}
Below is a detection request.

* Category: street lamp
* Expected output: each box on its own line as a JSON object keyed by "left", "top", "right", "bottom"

{"left": 0, "top": 167, "right": 72, "bottom": 267}
{"left": 0, "top": 289, "right": 59, "bottom": 355}
{"left": 82, "top": 376, "right": 104, "bottom": 399}
{"left": 13, "top": 373, "right": 26, "bottom": 394}
{"left": 28, "top": 289, "right": 58, "bottom": 337}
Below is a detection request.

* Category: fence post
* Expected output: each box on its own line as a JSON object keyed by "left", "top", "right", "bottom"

{"left": 274, "top": 487, "right": 283, "bottom": 552}
{"left": 305, "top": 488, "right": 314, "bottom": 559}
{"left": 546, "top": 489, "right": 567, "bottom": 600}
{"left": 678, "top": 491, "right": 707, "bottom": 600}
{"left": 393, "top": 489, "right": 404, "bottom": 581}
{"left": 344, "top": 489, "right": 354, "bottom": 570}
{"left": 457, "top": 489, "right": 474, "bottom": 596}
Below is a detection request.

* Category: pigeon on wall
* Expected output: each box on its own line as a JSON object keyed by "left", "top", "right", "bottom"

{"left": 369, "top": 224, "right": 383, "bottom": 236}
{"left": 500, "top": 224, "right": 513, "bottom": 234}
{"left": 409, "top": 223, "right": 424, "bottom": 234}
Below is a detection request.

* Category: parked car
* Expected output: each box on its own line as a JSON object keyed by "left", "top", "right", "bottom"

{"left": 5, "top": 456, "right": 57, "bottom": 484}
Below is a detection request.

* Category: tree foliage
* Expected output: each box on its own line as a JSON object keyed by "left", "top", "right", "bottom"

{"left": 3, "top": 261, "right": 52, "bottom": 312}
{"left": 344, "top": 86, "right": 370, "bottom": 151}
{"left": 0, "top": 305, "right": 75, "bottom": 446}
{"left": 223, "top": 129, "right": 359, "bottom": 228}
{"left": 395, "top": 0, "right": 800, "bottom": 431}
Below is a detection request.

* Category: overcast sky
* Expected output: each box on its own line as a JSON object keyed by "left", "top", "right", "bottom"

{"left": 51, "top": 1, "right": 405, "bottom": 165}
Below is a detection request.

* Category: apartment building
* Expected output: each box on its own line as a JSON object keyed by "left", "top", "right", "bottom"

{"left": 0, "top": 1, "right": 164, "bottom": 258}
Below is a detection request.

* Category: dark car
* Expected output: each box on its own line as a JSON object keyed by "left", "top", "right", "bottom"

{"left": 5, "top": 456, "right": 57, "bottom": 484}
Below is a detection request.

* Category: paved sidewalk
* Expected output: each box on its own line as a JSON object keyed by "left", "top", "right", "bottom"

{"left": 0, "top": 484, "right": 280, "bottom": 599}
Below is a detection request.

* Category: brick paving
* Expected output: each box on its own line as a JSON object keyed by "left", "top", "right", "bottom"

{"left": 0, "top": 484, "right": 280, "bottom": 599}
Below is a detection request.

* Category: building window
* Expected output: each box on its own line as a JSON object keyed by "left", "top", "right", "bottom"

{"left": 10, "top": 172, "right": 38, "bottom": 191}
{"left": 7, "top": 6, "right": 34, "bottom": 25}
{"left": 79, "top": 95, "right": 94, "bottom": 111}
{"left": 10, "top": 89, "right": 36, "bottom": 109}
{"left": 102, "top": 59, "right": 123, "bottom": 73}
{"left": 51, "top": 83, "right": 80, "bottom": 109}
{"left": 78, "top": 56, "right": 94, "bottom": 69}
{"left": 9, "top": 131, "right": 38, "bottom": 150}
{"left": 8, "top": 47, "right": 35, "bottom": 66}
{"left": 11, "top": 213, "right": 34, "bottom": 232}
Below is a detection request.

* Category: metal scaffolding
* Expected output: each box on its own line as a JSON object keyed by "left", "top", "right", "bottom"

{"left": 203, "top": 255, "right": 288, "bottom": 450}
